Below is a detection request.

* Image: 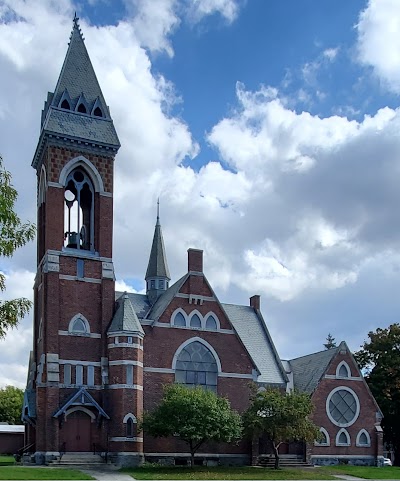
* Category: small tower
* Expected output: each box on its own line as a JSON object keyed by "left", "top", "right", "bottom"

{"left": 145, "top": 201, "right": 170, "bottom": 304}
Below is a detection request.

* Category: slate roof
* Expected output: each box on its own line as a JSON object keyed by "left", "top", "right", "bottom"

{"left": 108, "top": 293, "right": 144, "bottom": 334}
{"left": 222, "top": 303, "right": 287, "bottom": 385}
{"left": 146, "top": 274, "right": 187, "bottom": 319}
{"left": 145, "top": 216, "right": 171, "bottom": 280}
{"left": 288, "top": 347, "right": 339, "bottom": 393}
{"left": 32, "top": 16, "right": 120, "bottom": 169}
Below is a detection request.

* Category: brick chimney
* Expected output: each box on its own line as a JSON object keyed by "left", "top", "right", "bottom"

{"left": 188, "top": 249, "right": 203, "bottom": 273}
{"left": 250, "top": 295, "right": 260, "bottom": 310}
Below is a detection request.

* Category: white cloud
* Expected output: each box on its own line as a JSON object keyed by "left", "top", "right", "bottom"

{"left": 187, "top": 0, "right": 243, "bottom": 24}
{"left": 357, "top": 0, "right": 400, "bottom": 93}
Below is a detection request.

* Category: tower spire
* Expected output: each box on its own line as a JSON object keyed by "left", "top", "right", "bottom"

{"left": 145, "top": 202, "right": 170, "bottom": 304}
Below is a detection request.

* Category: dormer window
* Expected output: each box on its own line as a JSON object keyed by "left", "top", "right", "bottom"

{"left": 93, "top": 107, "right": 103, "bottom": 117}
{"left": 61, "top": 99, "right": 71, "bottom": 110}
{"left": 77, "top": 103, "right": 87, "bottom": 113}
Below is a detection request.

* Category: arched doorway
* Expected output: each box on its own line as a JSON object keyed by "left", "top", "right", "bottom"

{"left": 61, "top": 409, "right": 93, "bottom": 452}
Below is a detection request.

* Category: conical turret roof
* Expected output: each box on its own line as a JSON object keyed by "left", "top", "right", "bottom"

{"left": 145, "top": 207, "right": 171, "bottom": 280}
{"left": 108, "top": 293, "right": 144, "bottom": 335}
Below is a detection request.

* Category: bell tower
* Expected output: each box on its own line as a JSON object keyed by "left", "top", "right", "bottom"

{"left": 27, "top": 15, "right": 121, "bottom": 463}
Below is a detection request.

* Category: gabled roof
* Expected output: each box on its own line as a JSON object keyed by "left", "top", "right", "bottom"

{"left": 108, "top": 292, "right": 144, "bottom": 335}
{"left": 145, "top": 215, "right": 171, "bottom": 281}
{"left": 288, "top": 346, "right": 339, "bottom": 393}
{"left": 221, "top": 303, "right": 287, "bottom": 386}
{"left": 32, "top": 15, "right": 120, "bottom": 169}
{"left": 53, "top": 387, "right": 109, "bottom": 419}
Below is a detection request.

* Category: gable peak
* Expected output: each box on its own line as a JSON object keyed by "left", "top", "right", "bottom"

{"left": 70, "top": 13, "right": 84, "bottom": 44}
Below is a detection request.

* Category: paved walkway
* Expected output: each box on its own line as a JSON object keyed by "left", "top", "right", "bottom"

{"left": 79, "top": 464, "right": 133, "bottom": 481}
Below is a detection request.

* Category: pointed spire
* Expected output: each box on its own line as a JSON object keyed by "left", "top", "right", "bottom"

{"left": 145, "top": 203, "right": 170, "bottom": 281}
{"left": 32, "top": 14, "right": 120, "bottom": 168}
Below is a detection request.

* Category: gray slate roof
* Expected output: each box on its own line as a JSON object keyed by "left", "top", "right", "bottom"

{"left": 108, "top": 293, "right": 144, "bottom": 334}
{"left": 222, "top": 303, "right": 287, "bottom": 385}
{"left": 288, "top": 347, "right": 339, "bottom": 393}
{"left": 32, "top": 16, "right": 120, "bottom": 169}
{"left": 146, "top": 274, "right": 187, "bottom": 319}
{"left": 145, "top": 218, "right": 171, "bottom": 280}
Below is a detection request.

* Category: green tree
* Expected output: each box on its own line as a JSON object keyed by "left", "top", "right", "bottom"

{"left": 243, "top": 388, "right": 320, "bottom": 469}
{"left": 0, "top": 155, "right": 35, "bottom": 338}
{"left": 141, "top": 384, "right": 242, "bottom": 467}
{"left": 0, "top": 386, "right": 24, "bottom": 425}
{"left": 323, "top": 333, "right": 336, "bottom": 350}
{"left": 354, "top": 323, "right": 400, "bottom": 466}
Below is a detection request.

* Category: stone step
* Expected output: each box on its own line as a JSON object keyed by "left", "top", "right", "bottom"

{"left": 49, "top": 453, "right": 105, "bottom": 465}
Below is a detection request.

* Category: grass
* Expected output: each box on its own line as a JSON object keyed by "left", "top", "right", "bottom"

{"left": 0, "top": 456, "right": 15, "bottom": 466}
{"left": 0, "top": 466, "right": 94, "bottom": 480}
{"left": 321, "top": 464, "right": 400, "bottom": 479}
{"left": 121, "top": 465, "right": 336, "bottom": 480}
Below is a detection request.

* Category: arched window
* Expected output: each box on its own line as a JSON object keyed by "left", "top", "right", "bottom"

{"left": 123, "top": 413, "right": 137, "bottom": 439}
{"left": 337, "top": 361, "right": 351, "bottom": 378}
{"left": 356, "top": 429, "right": 371, "bottom": 447}
{"left": 190, "top": 314, "right": 201, "bottom": 328}
{"left": 173, "top": 312, "right": 186, "bottom": 327}
{"left": 61, "top": 99, "right": 70, "bottom": 110}
{"left": 77, "top": 103, "right": 87, "bottom": 113}
{"left": 64, "top": 168, "right": 94, "bottom": 251}
{"left": 175, "top": 341, "right": 218, "bottom": 392}
{"left": 315, "top": 427, "right": 330, "bottom": 446}
{"left": 93, "top": 107, "right": 103, "bottom": 117}
{"left": 68, "top": 314, "right": 90, "bottom": 335}
{"left": 205, "top": 315, "right": 217, "bottom": 330}
{"left": 336, "top": 428, "right": 350, "bottom": 446}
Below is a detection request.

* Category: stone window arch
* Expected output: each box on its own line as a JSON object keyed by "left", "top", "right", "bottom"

{"left": 315, "top": 427, "right": 330, "bottom": 446}
{"left": 171, "top": 309, "right": 187, "bottom": 327}
{"left": 204, "top": 313, "right": 219, "bottom": 330}
{"left": 336, "top": 361, "right": 351, "bottom": 378}
{"left": 123, "top": 413, "right": 137, "bottom": 438}
{"left": 173, "top": 339, "right": 220, "bottom": 392}
{"left": 68, "top": 314, "right": 90, "bottom": 335}
{"left": 336, "top": 428, "right": 350, "bottom": 446}
{"left": 189, "top": 311, "right": 202, "bottom": 329}
{"left": 356, "top": 429, "right": 371, "bottom": 447}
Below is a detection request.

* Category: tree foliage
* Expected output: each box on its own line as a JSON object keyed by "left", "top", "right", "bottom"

{"left": 243, "top": 388, "right": 320, "bottom": 469}
{"left": 0, "top": 155, "right": 35, "bottom": 338}
{"left": 141, "top": 384, "right": 242, "bottom": 467}
{"left": 323, "top": 333, "right": 337, "bottom": 350}
{"left": 354, "top": 323, "right": 400, "bottom": 466}
{"left": 0, "top": 385, "right": 24, "bottom": 425}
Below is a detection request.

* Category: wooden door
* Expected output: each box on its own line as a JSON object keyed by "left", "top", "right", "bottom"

{"left": 61, "top": 410, "right": 92, "bottom": 452}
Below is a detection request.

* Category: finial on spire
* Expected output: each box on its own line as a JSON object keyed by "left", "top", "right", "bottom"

{"left": 69, "top": 12, "right": 85, "bottom": 44}
{"left": 156, "top": 198, "right": 160, "bottom": 225}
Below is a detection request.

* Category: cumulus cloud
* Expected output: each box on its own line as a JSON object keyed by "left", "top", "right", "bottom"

{"left": 187, "top": 0, "right": 243, "bottom": 24}
{"left": 357, "top": 0, "right": 400, "bottom": 93}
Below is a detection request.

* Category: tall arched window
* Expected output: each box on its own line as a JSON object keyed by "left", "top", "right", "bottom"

{"left": 175, "top": 341, "right": 218, "bottom": 392}
{"left": 173, "top": 312, "right": 186, "bottom": 327}
{"left": 190, "top": 314, "right": 201, "bottom": 328}
{"left": 64, "top": 168, "right": 94, "bottom": 251}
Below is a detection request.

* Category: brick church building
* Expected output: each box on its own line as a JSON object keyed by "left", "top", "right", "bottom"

{"left": 22, "top": 17, "right": 384, "bottom": 467}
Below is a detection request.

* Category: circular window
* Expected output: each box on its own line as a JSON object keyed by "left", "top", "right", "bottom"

{"left": 326, "top": 386, "right": 360, "bottom": 427}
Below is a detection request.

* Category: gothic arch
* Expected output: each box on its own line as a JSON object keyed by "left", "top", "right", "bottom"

{"left": 68, "top": 313, "right": 90, "bottom": 334}
{"left": 315, "top": 427, "right": 330, "bottom": 446}
{"left": 188, "top": 309, "right": 202, "bottom": 329}
{"left": 356, "top": 429, "right": 371, "bottom": 447}
{"left": 336, "top": 360, "right": 351, "bottom": 378}
{"left": 123, "top": 413, "right": 137, "bottom": 424}
{"left": 171, "top": 308, "right": 188, "bottom": 327}
{"left": 204, "top": 312, "right": 220, "bottom": 330}
{"left": 172, "top": 337, "right": 222, "bottom": 373}
{"left": 336, "top": 428, "right": 351, "bottom": 446}
{"left": 38, "top": 165, "right": 47, "bottom": 206}
{"left": 59, "top": 155, "right": 105, "bottom": 193}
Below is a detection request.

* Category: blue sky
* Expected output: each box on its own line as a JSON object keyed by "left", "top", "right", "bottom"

{"left": 1, "top": 0, "right": 400, "bottom": 387}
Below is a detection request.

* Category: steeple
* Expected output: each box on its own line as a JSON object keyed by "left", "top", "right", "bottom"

{"left": 145, "top": 201, "right": 171, "bottom": 304}
{"left": 32, "top": 14, "right": 120, "bottom": 169}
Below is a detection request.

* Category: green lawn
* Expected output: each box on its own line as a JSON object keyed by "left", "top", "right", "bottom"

{"left": 321, "top": 465, "right": 400, "bottom": 479}
{"left": 122, "top": 466, "right": 336, "bottom": 480}
{"left": 0, "top": 456, "right": 15, "bottom": 466}
{"left": 0, "top": 467, "right": 93, "bottom": 480}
